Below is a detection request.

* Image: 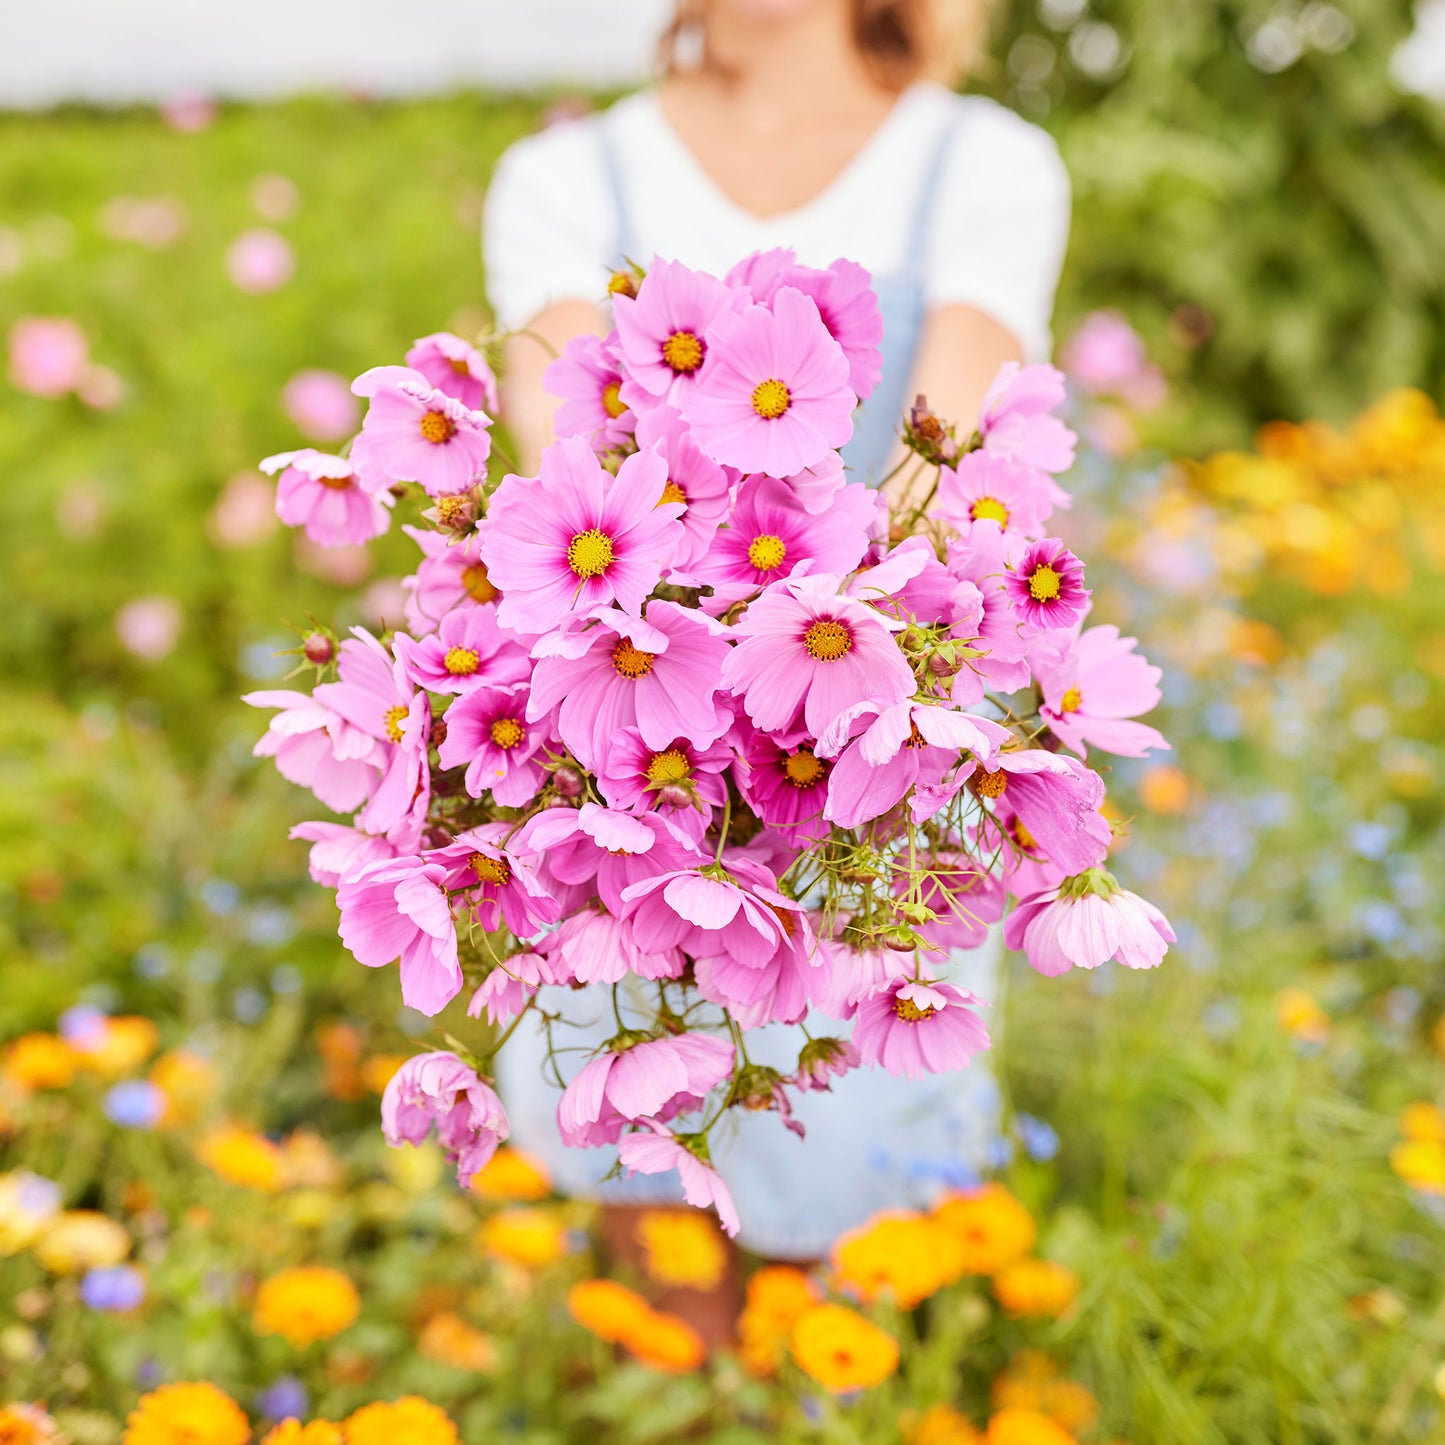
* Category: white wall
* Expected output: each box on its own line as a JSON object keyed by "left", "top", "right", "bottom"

{"left": 0, "top": 0, "right": 675, "bottom": 109}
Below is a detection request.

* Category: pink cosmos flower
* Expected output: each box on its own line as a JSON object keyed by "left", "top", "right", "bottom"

{"left": 289, "top": 821, "right": 395, "bottom": 887}
{"left": 481, "top": 439, "right": 682, "bottom": 635}
{"left": 964, "top": 751, "right": 1111, "bottom": 875}
{"left": 733, "top": 724, "right": 833, "bottom": 843}
{"left": 617, "top": 1123, "right": 740, "bottom": 1237}
{"left": 406, "top": 331, "right": 499, "bottom": 414}
{"left": 978, "top": 362, "right": 1077, "bottom": 477}
{"left": 542, "top": 906, "right": 685, "bottom": 986}
{"left": 1004, "top": 538, "right": 1090, "bottom": 632}
{"left": 895, "top": 853, "right": 1005, "bottom": 952}
{"left": 1061, "top": 310, "right": 1166, "bottom": 410}
{"left": 722, "top": 576, "right": 915, "bottom": 739}
{"left": 558, "top": 1033, "right": 735, "bottom": 1147}
{"left": 854, "top": 978, "right": 990, "bottom": 1080}
{"left": 261, "top": 449, "right": 391, "bottom": 547}
{"left": 933, "top": 450, "right": 1054, "bottom": 541}
{"left": 244, "top": 688, "right": 381, "bottom": 813}
{"left": 943, "top": 533, "right": 1035, "bottom": 703}
{"left": 381, "top": 1051, "right": 508, "bottom": 1187}
{"left": 8, "top": 317, "right": 88, "bottom": 398}
{"left": 725, "top": 246, "right": 798, "bottom": 299}
{"left": 693, "top": 882, "right": 816, "bottom": 1028}
{"left": 393, "top": 603, "right": 528, "bottom": 696}
{"left": 527, "top": 602, "right": 731, "bottom": 770}
{"left": 337, "top": 856, "right": 461, "bottom": 1015}
{"left": 226, "top": 229, "right": 294, "bottom": 294}
{"left": 682, "top": 286, "right": 855, "bottom": 476}
{"left": 467, "top": 950, "right": 561, "bottom": 1025}
{"left": 314, "top": 629, "right": 430, "bottom": 837}
{"left": 115, "top": 597, "right": 182, "bottom": 661}
{"left": 1032, "top": 623, "right": 1168, "bottom": 758}
{"left": 350, "top": 365, "right": 491, "bottom": 499}
{"left": 281, "top": 369, "right": 359, "bottom": 442}
{"left": 1004, "top": 872, "right": 1175, "bottom": 976}
{"left": 401, "top": 527, "right": 498, "bottom": 634}
{"left": 808, "top": 937, "right": 910, "bottom": 1021}
{"left": 437, "top": 683, "right": 548, "bottom": 805}
{"left": 621, "top": 861, "right": 788, "bottom": 969}
{"left": 433, "top": 827, "right": 562, "bottom": 938}
{"left": 691, "top": 474, "right": 873, "bottom": 605}
{"left": 818, "top": 701, "right": 1010, "bottom": 831}
{"left": 545, "top": 332, "right": 635, "bottom": 449}
{"left": 633, "top": 404, "right": 731, "bottom": 570}
{"left": 793, "top": 1036, "right": 861, "bottom": 1091}
{"left": 612, "top": 256, "right": 736, "bottom": 403}
{"left": 597, "top": 727, "right": 731, "bottom": 833}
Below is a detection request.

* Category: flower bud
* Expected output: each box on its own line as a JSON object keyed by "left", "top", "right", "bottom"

{"left": 429, "top": 717, "right": 448, "bottom": 749}
{"left": 881, "top": 927, "right": 917, "bottom": 953}
{"left": 302, "top": 633, "right": 333, "bottom": 665}
{"left": 552, "top": 765, "right": 585, "bottom": 799}
{"left": 928, "top": 650, "right": 961, "bottom": 677}
{"left": 656, "top": 783, "right": 692, "bottom": 810}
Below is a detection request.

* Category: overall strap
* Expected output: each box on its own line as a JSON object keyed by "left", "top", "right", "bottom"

{"left": 597, "top": 111, "right": 634, "bottom": 266}
{"left": 902, "top": 113, "right": 960, "bottom": 284}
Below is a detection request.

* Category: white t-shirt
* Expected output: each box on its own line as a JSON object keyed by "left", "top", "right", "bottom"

{"left": 484, "top": 81, "right": 1071, "bottom": 360}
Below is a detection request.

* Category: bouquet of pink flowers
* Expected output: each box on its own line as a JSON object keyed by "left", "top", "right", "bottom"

{"left": 248, "top": 253, "right": 1173, "bottom": 1235}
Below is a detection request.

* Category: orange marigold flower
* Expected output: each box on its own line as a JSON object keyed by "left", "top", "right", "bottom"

{"left": 0, "top": 1402, "right": 65, "bottom": 1445}
{"left": 932, "top": 1184, "right": 1037, "bottom": 1275}
{"left": 477, "top": 1207, "right": 568, "bottom": 1269}
{"left": 1274, "top": 988, "right": 1329, "bottom": 1044}
{"left": 1391, "top": 1139, "right": 1445, "bottom": 1194}
{"left": 992, "top": 1353, "right": 1098, "bottom": 1433}
{"left": 123, "top": 1383, "right": 249, "bottom": 1445}
{"left": 1137, "top": 765, "right": 1191, "bottom": 815}
{"left": 2, "top": 1034, "right": 77, "bottom": 1092}
{"left": 567, "top": 1279, "right": 655, "bottom": 1343}
{"left": 197, "top": 1124, "right": 286, "bottom": 1192}
{"left": 986, "top": 1406, "right": 1077, "bottom": 1445}
{"left": 149, "top": 1050, "right": 215, "bottom": 1125}
{"left": 790, "top": 1303, "right": 900, "bottom": 1393}
{"left": 470, "top": 1146, "right": 551, "bottom": 1203}
{"left": 74, "top": 1016, "right": 160, "bottom": 1077}
{"left": 418, "top": 1310, "right": 499, "bottom": 1372}
{"left": 252, "top": 1266, "right": 360, "bottom": 1347}
{"left": 832, "top": 1209, "right": 966, "bottom": 1308}
{"left": 621, "top": 1308, "right": 707, "bottom": 1374}
{"left": 343, "top": 1398, "right": 458, "bottom": 1445}
{"left": 738, "top": 1265, "right": 822, "bottom": 1377}
{"left": 259, "top": 1422, "right": 345, "bottom": 1445}
{"left": 993, "top": 1260, "right": 1080, "bottom": 1318}
{"left": 1399, "top": 1102, "right": 1445, "bottom": 1145}
{"left": 360, "top": 1055, "right": 407, "bottom": 1095}
{"left": 900, "top": 1402, "right": 984, "bottom": 1444}
{"left": 635, "top": 1209, "right": 728, "bottom": 1290}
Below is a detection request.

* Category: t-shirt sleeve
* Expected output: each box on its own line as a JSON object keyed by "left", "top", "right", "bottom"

{"left": 923, "top": 102, "right": 1071, "bottom": 361}
{"left": 483, "top": 121, "right": 616, "bottom": 333}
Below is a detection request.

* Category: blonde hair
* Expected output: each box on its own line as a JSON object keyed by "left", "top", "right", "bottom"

{"left": 661, "top": 0, "right": 993, "bottom": 90}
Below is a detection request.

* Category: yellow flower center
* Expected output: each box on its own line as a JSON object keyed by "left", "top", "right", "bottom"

{"left": 893, "top": 996, "right": 936, "bottom": 1023}
{"left": 419, "top": 409, "right": 455, "bottom": 445}
{"left": 611, "top": 638, "right": 656, "bottom": 679}
{"left": 602, "top": 381, "right": 627, "bottom": 419}
{"left": 435, "top": 495, "right": 470, "bottom": 527}
{"left": 489, "top": 717, "right": 524, "bottom": 750}
{"left": 444, "top": 646, "right": 479, "bottom": 676}
{"left": 448, "top": 356, "right": 472, "bottom": 376}
{"left": 751, "top": 378, "right": 791, "bottom": 420}
{"left": 567, "top": 529, "right": 615, "bottom": 579}
{"left": 783, "top": 747, "right": 825, "bottom": 788}
{"left": 383, "top": 705, "right": 409, "bottom": 744}
{"left": 659, "top": 480, "right": 687, "bottom": 506}
{"left": 1060, "top": 685, "right": 1083, "bottom": 714}
{"left": 462, "top": 563, "right": 499, "bottom": 603}
{"left": 747, "top": 534, "right": 788, "bottom": 572}
{"left": 319, "top": 471, "right": 354, "bottom": 491}
{"left": 469, "top": 853, "right": 512, "bottom": 886}
{"left": 1028, "top": 564, "right": 1063, "bottom": 602}
{"left": 904, "top": 723, "right": 928, "bottom": 749}
{"left": 646, "top": 748, "right": 691, "bottom": 784}
{"left": 661, "top": 330, "right": 705, "bottom": 374}
{"left": 802, "top": 620, "right": 851, "bottom": 662}
{"left": 970, "top": 496, "right": 1009, "bottom": 526}
{"left": 972, "top": 768, "right": 1007, "bottom": 799}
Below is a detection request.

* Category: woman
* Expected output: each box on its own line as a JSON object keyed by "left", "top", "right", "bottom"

{"left": 482, "top": 0, "right": 1070, "bottom": 1268}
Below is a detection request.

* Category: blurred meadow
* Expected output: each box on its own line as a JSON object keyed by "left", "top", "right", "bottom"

{"left": 3, "top": 2, "right": 1445, "bottom": 1442}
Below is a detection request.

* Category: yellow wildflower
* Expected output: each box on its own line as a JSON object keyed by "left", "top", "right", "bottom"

{"left": 635, "top": 1209, "right": 728, "bottom": 1290}
{"left": 252, "top": 1266, "right": 360, "bottom": 1347}
{"left": 198, "top": 1124, "right": 286, "bottom": 1192}
{"left": 343, "top": 1399, "right": 458, "bottom": 1445}
{"left": 470, "top": 1147, "right": 551, "bottom": 1203}
{"left": 477, "top": 1207, "right": 568, "bottom": 1269}
{"left": 993, "top": 1260, "right": 1080, "bottom": 1318}
{"left": 123, "top": 1383, "right": 249, "bottom": 1445}
{"left": 791, "top": 1303, "right": 899, "bottom": 1393}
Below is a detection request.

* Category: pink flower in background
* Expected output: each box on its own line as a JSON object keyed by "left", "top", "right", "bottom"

{"left": 933, "top": 450, "right": 1054, "bottom": 540}
{"left": 979, "top": 363, "right": 1077, "bottom": 478}
{"left": 1061, "top": 310, "right": 1167, "bottom": 410}
{"left": 226, "top": 229, "right": 294, "bottom": 294}
{"left": 9, "top": 317, "right": 88, "bottom": 398}
{"left": 964, "top": 750, "right": 1111, "bottom": 876}
{"left": 467, "top": 950, "right": 560, "bottom": 1026}
{"left": 282, "top": 370, "right": 360, "bottom": 443}
{"left": 359, "top": 578, "right": 409, "bottom": 628}
{"left": 559, "top": 1033, "right": 734, "bottom": 1145}
{"left": 337, "top": 856, "right": 461, "bottom": 1015}
{"left": 1005, "top": 538, "right": 1090, "bottom": 631}
{"left": 854, "top": 978, "right": 990, "bottom": 1080}
{"left": 159, "top": 93, "right": 216, "bottom": 131}
{"left": 288, "top": 821, "right": 395, "bottom": 887}
{"left": 438, "top": 683, "right": 548, "bottom": 805}
{"left": 612, "top": 256, "right": 736, "bottom": 403}
{"left": 543, "top": 906, "right": 686, "bottom": 986}
{"left": 618, "top": 1124, "right": 740, "bottom": 1238}
{"left": 250, "top": 173, "right": 300, "bottom": 223}
{"left": 407, "top": 331, "right": 499, "bottom": 414}
{"left": 115, "top": 597, "right": 181, "bottom": 661}
{"left": 683, "top": 286, "right": 854, "bottom": 476}
{"left": 1005, "top": 875, "right": 1175, "bottom": 976}
{"left": 1034, "top": 623, "right": 1169, "bottom": 758}
{"left": 350, "top": 365, "right": 491, "bottom": 499}
{"left": 381, "top": 1051, "right": 508, "bottom": 1186}
{"left": 77, "top": 366, "right": 124, "bottom": 410}
{"left": 261, "top": 448, "right": 391, "bottom": 547}
{"left": 526, "top": 602, "right": 731, "bottom": 770}
{"left": 633, "top": 404, "right": 731, "bottom": 569}
{"left": 722, "top": 576, "right": 914, "bottom": 739}
{"left": 393, "top": 603, "right": 528, "bottom": 696}
{"left": 244, "top": 690, "right": 381, "bottom": 814}
{"left": 545, "top": 332, "right": 635, "bottom": 449}
{"left": 482, "top": 439, "right": 681, "bottom": 635}
{"left": 98, "top": 196, "right": 188, "bottom": 250}
{"left": 207, "top": 470, "right": 279, "bottom": 549}
{"left": 401, "top": 527, "right": 496, "bottom": 633}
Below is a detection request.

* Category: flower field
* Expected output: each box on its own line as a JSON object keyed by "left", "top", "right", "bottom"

{"left": 3, "top": 69, "right": 1445, "bottom": 1445}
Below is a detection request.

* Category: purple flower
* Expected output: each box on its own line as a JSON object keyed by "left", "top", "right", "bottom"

{"left": 103, "top": 1080, "right": 165, "bottom": 1129}
{"left": 81, "top": 1265, "right": 145, "bottom": 1312}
